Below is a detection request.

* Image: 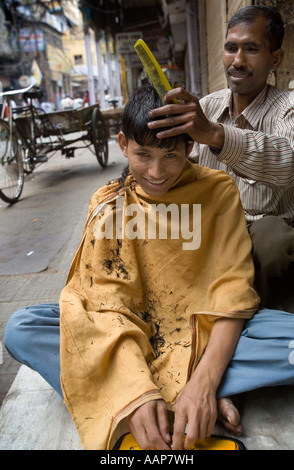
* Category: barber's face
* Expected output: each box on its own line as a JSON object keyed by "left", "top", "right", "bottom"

{"left": 223, "top": 16, "right": 283, "bottom": 100}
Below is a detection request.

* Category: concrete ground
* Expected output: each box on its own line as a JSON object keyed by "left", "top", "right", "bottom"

{"left": 0, "top": 365, "right": 294, "bottom": 450}
{"left": 0, "top": 139, "right": 294, "bottom": 450}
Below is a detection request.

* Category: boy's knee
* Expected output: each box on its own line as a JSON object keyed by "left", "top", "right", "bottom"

{"left": 4, "top": 307, "right": 32, "bottom": 361}
{"left": 249, "top": 216, "right": 294, "bottom": 271}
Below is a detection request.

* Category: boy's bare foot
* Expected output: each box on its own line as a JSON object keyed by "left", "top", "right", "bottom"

{"left": 217, "top": 397, "right": 243, "bottom": 436}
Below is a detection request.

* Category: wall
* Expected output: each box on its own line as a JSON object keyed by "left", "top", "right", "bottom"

{"left": 258, "top": 0, "right": 294, "bottom": 90}
{"left": 205, "top": 0, "right": 227, "bottom": 93}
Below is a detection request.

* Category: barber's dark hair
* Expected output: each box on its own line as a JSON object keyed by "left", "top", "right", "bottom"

{"left": 227, "top": 4, "right": 284, "bottom": 51}
{"left": 122, "top": 85, "right": 190, "bottom": 150}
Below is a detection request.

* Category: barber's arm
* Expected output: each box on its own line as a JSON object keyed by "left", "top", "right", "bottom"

{"left": 149, "top": 87, "right": 294, "bottom": 189}
{"left": 216, "top": 118, "right": 294, "bottom": 189}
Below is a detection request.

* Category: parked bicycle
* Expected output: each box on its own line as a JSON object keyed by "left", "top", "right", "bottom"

{"left": 0, "top": 82, "right": 112, "bottom": 204}
{"left": 0, "top": 84, "right": 31, "bottom": 204}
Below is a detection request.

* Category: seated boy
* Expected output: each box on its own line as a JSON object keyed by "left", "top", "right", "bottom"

{"left": 5, "top": 86, "right": 294, "bottom": 450}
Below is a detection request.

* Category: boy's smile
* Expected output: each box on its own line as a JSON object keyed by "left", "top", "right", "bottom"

{"left": 118, "top": 132, "right": 191, "bottom": 197}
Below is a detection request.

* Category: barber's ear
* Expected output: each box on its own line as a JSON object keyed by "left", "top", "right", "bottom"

{"left": 271, "top": 48, "right": 284, "bottom": 70}
{"left": 118, "top": 131, "right": 128, "bottom": 158}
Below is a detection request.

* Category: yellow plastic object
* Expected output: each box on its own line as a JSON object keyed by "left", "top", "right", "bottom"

{"left": 118, "top": 433, "right": 245, "bottom": 450}
{"left": 134, "top": 39, "right": 175, "bottom": 104}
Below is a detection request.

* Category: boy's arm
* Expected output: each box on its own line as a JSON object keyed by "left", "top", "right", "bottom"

{"left": 126, "top": 317, "right": 244, "bottom": 450}
{"left": 172, "top": 316, "right": 244, "bottom": 450}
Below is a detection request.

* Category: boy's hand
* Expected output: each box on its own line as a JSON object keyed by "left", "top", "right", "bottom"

{"left": 172, "top": 375, "right": 217, "bottom": 450}
{"left": 147, "top": 87, "right": 224, "bottom": 149}
{"left": 127, "top": 399, "right": 171, "bottom": 450}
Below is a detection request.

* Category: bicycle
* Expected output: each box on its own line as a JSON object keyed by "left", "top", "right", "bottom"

{"left": 0, "top": 82, "right": 51, "bottom": 203}
{"left": 0, "top": 82, "right": 110, "bottom": 204}
{"left": 0, "top": 86, "right": 26, "bottom": 204}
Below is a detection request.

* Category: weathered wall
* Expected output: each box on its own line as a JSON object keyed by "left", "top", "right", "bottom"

{"left": 259, "top": 0, "right": 294, "bottom": 90}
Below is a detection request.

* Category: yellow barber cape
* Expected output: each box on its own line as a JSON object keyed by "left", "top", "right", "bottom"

{"left": 59, "top": 161, "right": 259, "bottom": 449}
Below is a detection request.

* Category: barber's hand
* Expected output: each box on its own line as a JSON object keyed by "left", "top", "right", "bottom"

{"left": 127, "top": 399, "right": 171, "bottom": 450}
{"left": 172, "top": 376, "right": 217, "bottom": 450}
{"left": 148, "top": 87, "right": 224, "bottom": 149}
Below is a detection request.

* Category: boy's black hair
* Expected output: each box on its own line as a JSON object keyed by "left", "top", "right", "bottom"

{"left": 227, "top": 5, "right": 284, "bottom": 51}
{"left": 121, "top": 84, "right": 191, "bottom": 150}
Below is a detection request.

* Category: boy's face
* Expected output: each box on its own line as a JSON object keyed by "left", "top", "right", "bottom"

{"left": 118, "top": 132, "right": 191, "bottom": 197}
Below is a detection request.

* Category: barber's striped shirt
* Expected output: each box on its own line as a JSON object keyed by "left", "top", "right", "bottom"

{"left": 190, "top": 85, "right": 294, "bottom": 225}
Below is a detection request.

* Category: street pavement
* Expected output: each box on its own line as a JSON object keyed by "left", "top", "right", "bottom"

{"left": 0, "top": 139, "right": 126, "bottom": 405}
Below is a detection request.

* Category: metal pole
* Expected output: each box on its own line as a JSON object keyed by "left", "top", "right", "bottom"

{"left": 95, "top": 33, "right": 106, "bottom": 109}
{"left": 186, "top": 0, "right": 202, "bottom": 97}
{"left": 105, "top": 32, "right": 114, "bottom": 101}
{"left": 114, "top": 52, "right": 123, "bottom": 106}
{"left": 84, "top": 30, "right": 96, "bottom": 105}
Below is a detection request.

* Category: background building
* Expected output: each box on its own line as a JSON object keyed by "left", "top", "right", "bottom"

{"left": 0, "top": 0, "right": 293, "bottom": 110}
{"left": 80, "top": 0, "right": 294, "bottom": 104}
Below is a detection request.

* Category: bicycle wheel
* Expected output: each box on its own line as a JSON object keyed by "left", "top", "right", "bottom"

{"left": 17, "top": 131, "right": 35, "bottom": 174}
{"left": 91, "top": 107, "right": 109, "bottom": 168}
{"left": 0, "top": 119, "right": 24, "bottom": 203}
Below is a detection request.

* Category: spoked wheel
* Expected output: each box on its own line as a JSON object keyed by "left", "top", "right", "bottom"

{"left": 17, "top": 133, "right": 35, "bottom": 174}
{"left": 0, "top": 119, "right": 24, "bottom": 204}
{"left": 91, "top": 107, "right": 109, "bottom": 168}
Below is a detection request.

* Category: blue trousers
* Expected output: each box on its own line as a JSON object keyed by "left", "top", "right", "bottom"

{"left": 4, "top": 304, "right": 294, "bottom": 399}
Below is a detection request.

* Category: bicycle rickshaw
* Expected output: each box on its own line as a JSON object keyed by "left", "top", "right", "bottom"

{"left": 0, "top": 84, "right": 121, "bottom": 204}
